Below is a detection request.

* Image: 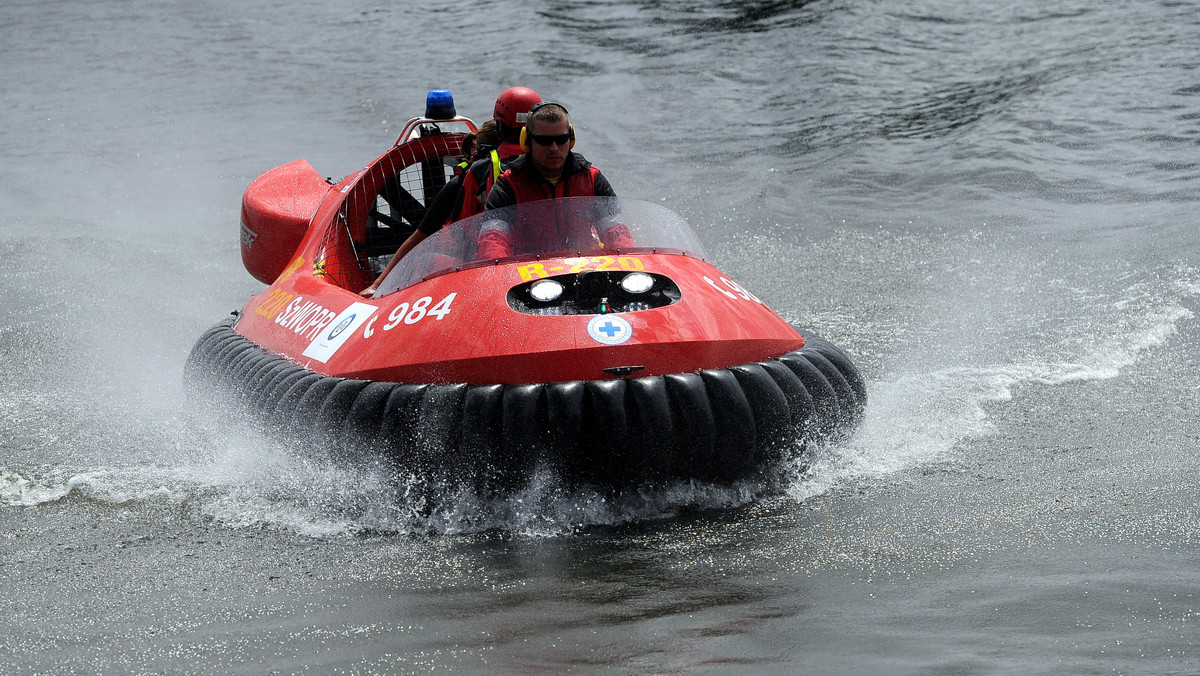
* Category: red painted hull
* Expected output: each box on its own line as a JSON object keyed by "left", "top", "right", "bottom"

{"left": 237, "top": 250, "right": 803, "bottom": 385}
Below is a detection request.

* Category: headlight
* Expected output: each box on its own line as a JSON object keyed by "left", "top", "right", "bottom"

{"left": 529, "top": 279, "right": 565, "bottom": 302}
{"left": 619, "top": 272, "right": 654, "bottom": 294}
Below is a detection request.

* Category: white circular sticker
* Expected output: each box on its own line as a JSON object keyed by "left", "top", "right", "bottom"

{"left": 586, "top": 315, "right": 633, "bottom": 345}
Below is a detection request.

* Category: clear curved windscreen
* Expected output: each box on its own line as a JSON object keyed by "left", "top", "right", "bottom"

{"left": 374, "top": 197, "right": 709, "bottom": 297}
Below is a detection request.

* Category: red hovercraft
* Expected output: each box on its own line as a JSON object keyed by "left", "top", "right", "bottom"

{"left": 186, "top": 90, "right": 865, "bottom": 490}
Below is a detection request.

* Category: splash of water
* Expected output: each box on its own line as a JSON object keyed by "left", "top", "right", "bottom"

{"left": 792, "top": 262, "right": 1199, "bottom": 502}
{"left": 5, "top": 249, "right": 1194, "bottom": 537}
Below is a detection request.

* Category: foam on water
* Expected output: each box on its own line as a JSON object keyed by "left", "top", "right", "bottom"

{"left": 1, "top": 451, "right": 763, "bottom": 539}
{"left": 792, "top": 262, "right": 1200, "bottom": 503}
{"left": 9, "top": 267, "right": 1197, "bottom": 538}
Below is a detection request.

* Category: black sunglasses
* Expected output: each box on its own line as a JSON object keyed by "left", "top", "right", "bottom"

{"left": 529, "top": 132, "right": 572, "bottom": 147}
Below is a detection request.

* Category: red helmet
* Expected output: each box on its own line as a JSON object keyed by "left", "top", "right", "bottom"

{"left": 493, "top": 87, "right": 541, "bottom": 130}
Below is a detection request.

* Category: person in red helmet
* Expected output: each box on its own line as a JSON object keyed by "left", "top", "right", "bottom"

{"left": 452, "top": 86, "right": 541, "bottom": 221}
{"left": 360, "top": 87, "right": 540, "bottom": 298}
{"left": 477, "top": 101, "right": 632, "bottom": 260}
{"left": 492, "top": 86, "right": 541, "bottom": 141}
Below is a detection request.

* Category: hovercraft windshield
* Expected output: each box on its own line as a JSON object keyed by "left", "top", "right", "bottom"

{"left": 373, "top": 197, "right": 710, "bottom": 297}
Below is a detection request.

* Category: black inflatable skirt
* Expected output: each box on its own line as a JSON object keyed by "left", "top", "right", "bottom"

{"left": 185, "top": 316, "right": 865, "bottom": 490}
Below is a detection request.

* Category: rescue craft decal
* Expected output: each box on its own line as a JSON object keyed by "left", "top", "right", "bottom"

{"left": 703, "top": 275, "right": 763, "bottom": 304}
{"left": 380, "top": 292, "right": 457, "bottom": 332}
{"left": 240, "top": 222, "right": 258, "bottom": 251}
{"left": 587, "top": 315, "right": 633, "bottom": 345}
{"left": 302, "top": 301, "right": 377, "bottom": 363}
{"left": 274, "top": 296, "right": 338, "bottom": 341}
{"left": 518, "top": 256, "right": 644, "bottom": 281}
{"left": 277, "top": 257, "right": 306, "bottom": 283}
{"left": 255, "top": 288, "right": 294, "bottom": 319}
{"left": 362, "top": 292, "right": 459, "bottom": 341}
{"left": 253, "top": 259, "right": 309, "bottom": 319}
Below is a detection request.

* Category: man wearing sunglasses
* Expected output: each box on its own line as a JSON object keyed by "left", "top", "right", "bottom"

{"left": 477, "top": 101, "right": 632, "bottom": 260}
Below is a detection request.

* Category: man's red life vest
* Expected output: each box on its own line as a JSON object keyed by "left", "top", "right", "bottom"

{"left": 476, "top": 153, "right": 631, "bottom": 259}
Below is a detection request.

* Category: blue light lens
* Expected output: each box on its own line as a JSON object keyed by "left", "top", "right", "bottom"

{"left": 425, "top": 89, "right": 456, "bottom": 120}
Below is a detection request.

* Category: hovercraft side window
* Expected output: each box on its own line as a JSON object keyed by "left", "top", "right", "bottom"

{"left": 314, "top": 131, "right": 466, "bottom": 290}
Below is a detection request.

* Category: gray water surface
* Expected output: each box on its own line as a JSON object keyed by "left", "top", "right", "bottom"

{"left": 3, "top": 0, "right": 1199, "bottom": 673}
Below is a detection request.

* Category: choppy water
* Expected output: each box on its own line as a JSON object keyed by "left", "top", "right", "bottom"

{"left": 3, "top": 0, "right": 1199, "bottom": 673}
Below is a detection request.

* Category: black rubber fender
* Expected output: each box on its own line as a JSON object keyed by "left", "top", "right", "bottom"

{"left": 270, "top": 373, "right": 321, "bottom": 423}
{"left": 342, "top": 381, "right": 397, "bottom": 460}
{"left": 459, "top": 383, "right": 505, "bottom": 487}
{"left": 260, "top": 368, "right": 313, "bottom": 414}
{"left": 699, "top": 368, "right": 757, "bottom": 475}
{"left": 663, "top": 372, "right": 718, "bottom": 480}
{"left": 248, "top": 360, "right": 300, "bottom": 404}
{"left": 225, "top": 350, "right": 270, "bottom": 400}
{"left": 379, "top": 383, "right": 429, "bottom": 469}
{"left": 499, "top": 383, "right": 545, "bottom": 489}
{"left": 543, "top": 381, "right": 585, "bottom": 480}
{"left": 188, "top": 334, "right": 243, "bottom": 383}
{"left": 189, "top": 324, "right": 237, "bottom": 362}
{"left": 582, "top": 379, "right": 630, "bottom": 484}
{"left": 798, "top": 331, "right": 867, "bottom": 410}
{"left": 314, "top": 379, "right": 372, "bottom": 441}
{"left": 210, "top": 335, "right": 253, "bottom": 371}
{"left": 287, "top": 375, "right": 340, "bottom": 432}
{"left": 184, "top": 319, "right": 866, "bottom": 488}
{"left": 226, "top": 343, "right": 265, "bottom": 380}
{"left": 757, "top": 359, "right": 816, "bottom": 436}
{"left": 415, "top": 382, "right": 468, "bottom": 483}
{"left": 626, "top": 376, "right": 675, "bottom": 481}
{"left": 799, "top": 351, "right": 858, "bottom": 426}
{"left": 234, "top": 353, "right": 280, "bottom": 397}
{"left": 777, "top": 353, "right": 840, "bottom": 436}
{"left": 729, "top": 363, "right": 793, "bottom": 465}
